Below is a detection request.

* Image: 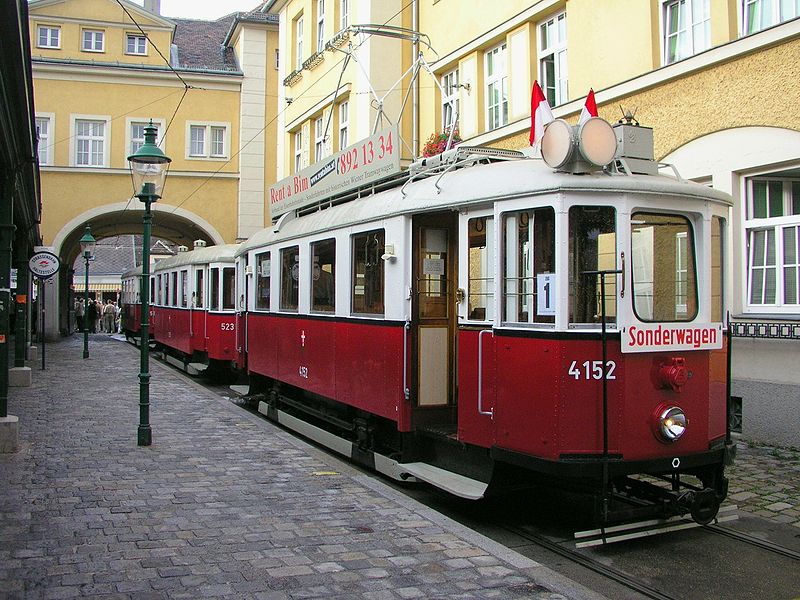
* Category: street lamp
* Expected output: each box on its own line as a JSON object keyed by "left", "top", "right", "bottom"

{"left": 79, "top": 225, "right": 96, "bottom": 359}
{"left": 127, "top": 120, "right": 171, "bottom": 447}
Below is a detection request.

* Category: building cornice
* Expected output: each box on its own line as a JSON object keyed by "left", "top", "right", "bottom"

{"left": 39, "top": 166, "right": 240, "bottom": 179}
{"left": 32, "top": 58, "right": 243, "bottom": 90}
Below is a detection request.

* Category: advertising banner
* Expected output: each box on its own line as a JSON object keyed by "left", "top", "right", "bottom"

{"left": 269, "top": 127, "right": 400, "bottom": 218}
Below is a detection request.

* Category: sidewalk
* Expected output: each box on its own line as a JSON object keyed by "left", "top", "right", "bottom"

{"left": 0, "top": 334, "right": 603, "bottom": 600}
{"left": 726, "top": 441, "right": 800, "bottom": 527}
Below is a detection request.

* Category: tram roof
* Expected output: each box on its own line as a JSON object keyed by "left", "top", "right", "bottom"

{"left": 239, "top": 158, "right": 733, "bottom": 256}
{"left": 151, "top": 243, "right": 240, "bottom": 272}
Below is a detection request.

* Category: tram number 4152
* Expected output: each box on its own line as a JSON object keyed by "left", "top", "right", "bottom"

{"left": 568, "top": 360, "right": 617, "bottom": 380}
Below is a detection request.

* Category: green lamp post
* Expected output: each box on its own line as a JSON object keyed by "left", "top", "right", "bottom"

{"left": 127, "top": 120, "right": 171, "bottom": 447}
{"left": 79, "top": 225, "right": 96, "bottom": 359}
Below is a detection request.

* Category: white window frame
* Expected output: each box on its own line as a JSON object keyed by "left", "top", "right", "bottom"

{"left": 742, "top": 0, "right": 800, "bottom": 35}
{"left": 484, "top": 43, "right": 508, "bottom": 131}
{"left": 316, "top": 0, "right": 326, "bottom": 53}
{"left": 126, "top": 118, "right": 166, "bottom": 158}
{"left": 662, "top": 0, "right": 711, "bottom": 64}
{"left": 37, "top": 25, "right": 60, "bottom": 49}
{"left": 315, "top": 116, "right": 326, "bottom": 162}
{"left": 185, "top": 122, "right": 230, "bottom": 160}
{"left": 82, "top": 29, "right": 105, "bottom": 53}
{"left": 743, "top": 175, "right": 800, "bottom": 313}
{"left": 294, "top": 130, "right": 304, "bottom": 173}
{"left": 338, "top": 101, "right": 349, "bottom": 150}
{"left": 441, "top": 69, "right": 459, "bottom": 132}
{"left": 538, "top": 12, "right": 568, "bottom": 106}
{"left": 126, "top": 33, "right": 148, "bottom": 55}
{"left": 340, "top": 0, "right": 350, "bottom": 30}
{"left": 295, "top": 15, "right": 304, "bottom": 71}
{"left": 35, "top": 114, "right": 54, "bottom": 166}
{"left": 70, "top": 115, "right": 111, "bottom": 167}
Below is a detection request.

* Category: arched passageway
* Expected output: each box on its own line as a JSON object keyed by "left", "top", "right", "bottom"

{"left": 43, "top": 203, "right": 225, "bottom": 339}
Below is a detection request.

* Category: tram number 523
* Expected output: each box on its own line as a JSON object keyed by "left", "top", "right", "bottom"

{"left": 568, "top": 360, "right": 617, "bottom": 380}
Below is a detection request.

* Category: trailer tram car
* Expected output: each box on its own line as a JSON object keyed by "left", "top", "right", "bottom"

{"left": 144, "top": 242, "right": 243, "bottom": 375}
{"left": 235, "top": 118, "right": 736, "bottom": 526}
{"left": 121, "top": 265, "right": 143, "bottom": 340}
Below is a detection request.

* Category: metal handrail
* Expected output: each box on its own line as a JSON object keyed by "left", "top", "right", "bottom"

{"left": 477, "top": 329, "right": 494, "bottom": 418}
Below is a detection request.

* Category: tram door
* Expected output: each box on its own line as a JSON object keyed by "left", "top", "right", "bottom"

{"left": 411, "top": 212, "right": 458, "bottom": 428}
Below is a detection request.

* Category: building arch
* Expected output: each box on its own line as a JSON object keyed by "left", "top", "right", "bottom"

{"left": 43, "top": 202, "right": 226, "bottom": 339}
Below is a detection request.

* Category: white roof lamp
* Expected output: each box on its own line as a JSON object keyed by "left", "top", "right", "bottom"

{"left": 541, "top": 117, "right": 617, "bottom": 174}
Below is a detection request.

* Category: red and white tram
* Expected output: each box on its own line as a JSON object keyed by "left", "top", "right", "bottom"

{"left": 146, "top": 242, "right": 243, "bottom": 374}
{"left": 232, "top": 118, "right": 735, "bottom": 525}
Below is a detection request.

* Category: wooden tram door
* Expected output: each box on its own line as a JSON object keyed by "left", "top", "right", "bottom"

{"left": 411, "top": 212, "right": 458, "bottom": 429}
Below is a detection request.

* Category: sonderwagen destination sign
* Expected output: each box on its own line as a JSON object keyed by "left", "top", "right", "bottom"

{"left": 269, "top": 127, "right": 400, "bottom": 218}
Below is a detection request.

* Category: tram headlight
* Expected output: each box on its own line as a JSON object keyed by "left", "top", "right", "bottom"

{"left": 654, "top": 406, "right": 687, "bottom": 442}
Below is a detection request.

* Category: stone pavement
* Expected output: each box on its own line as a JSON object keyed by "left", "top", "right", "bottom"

{"left": 726, "top": 441, "right": 800, "bottom": 528}
{"left": 0, "top": 334, "right": 603, "bottom": 600}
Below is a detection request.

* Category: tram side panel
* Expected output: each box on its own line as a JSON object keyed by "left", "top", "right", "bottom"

{"left": 335, "top": 320, "right": 406, "bottom": 426}
{"left": 455, "top": 328, "right": 496, "bottom": 447}
{"left": 205, "top": 312, "right": 237, "bottom": 362}
{"left": 154, "top": 306, "right": 192, "bottom": 355}
{"left": 190, "top": 309, "right": 207, "bottom": 353}
{"left": 491, "top": 334, "right": 572, "bottom": 460}
{"left": 246, "top": 313, "right": 279, "bottom": 377}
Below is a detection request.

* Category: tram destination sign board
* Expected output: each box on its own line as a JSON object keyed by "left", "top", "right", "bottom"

{"left": 269, "top": 127, "right": 400, "bottom": 219}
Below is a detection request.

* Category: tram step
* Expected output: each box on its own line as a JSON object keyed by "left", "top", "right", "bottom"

{"left": 229, "top": 384, "right": 249, "bottom": 396}
{"left": 186, "top": 362, "right": 208, "bottom": 375}
{"left": 396, "top": 462, "right": 488, "bottom": 500}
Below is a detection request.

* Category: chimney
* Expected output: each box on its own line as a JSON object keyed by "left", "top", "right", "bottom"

{"left": 144, "top": 0, "right": 161, "bottom": 15}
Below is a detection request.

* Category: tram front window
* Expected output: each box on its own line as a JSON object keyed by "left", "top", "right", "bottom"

{"left": 631, "top": 212, "right": 697, "bottom": 322}
{"left": 568, "top": 206, "right": 617, "bottom": 326}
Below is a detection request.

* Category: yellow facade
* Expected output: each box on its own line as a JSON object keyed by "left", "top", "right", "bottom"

{"left": 272, "top": 0, "right": 414, "bottom": 177}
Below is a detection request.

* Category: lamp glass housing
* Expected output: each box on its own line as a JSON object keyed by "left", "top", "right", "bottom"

{"left": 79, "top": 226, "right": 96, "bottom": 259}
{"left": 127, "top": 121, "right": 171, "bottom": 199}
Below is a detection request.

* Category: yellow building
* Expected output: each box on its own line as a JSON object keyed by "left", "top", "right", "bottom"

{"left": 28, "top": 0, "right": 279, "bottom": 334}
{"left": 267, "top": 0, "right": 799, "bottom": 445}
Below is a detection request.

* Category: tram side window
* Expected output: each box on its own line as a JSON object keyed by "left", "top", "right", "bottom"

{"left": 311, "top": 239, "right": 335, "bottom": 312}
{"left": 163, "top": 274, "right": 169, "bottom": 307}
{"left": 468, "top": 217, "right": 494, "bottom": 321}
{"left": 631, "top": 212, "right": 697, "bottom": 322}
{"left": 195, "top": 269, "right": 203, "bottom": 308}
{"left": 255, "top": 251, "right": 270, "bottom": 310}
{"left": 180, "top": 270, "right": 188, "bottom": 307}
{"left": 351, "top": 229, "right": 385, "bottom": 315}
{"left": 148, "top": 277, "right": 153, "bottom": 304}
{"left": 171, "top": 272, "right": 178, "bottom": 306}
{"left": 280, "top": 246, "right": 300, "bottom": 311}
{"left": 712, "top": 216, "right": 725, "bottom": 322}
{"left": 569, "top": 206, "right": 617, "bottom": 325}
{"left": 222, "top": 267, "right": 235, "bottom": 310}
{"left": 502, "top": 208, "right": 555, "bottom": 324}
{"left": 210, "top": 267, "right": 220, "bottom": 310}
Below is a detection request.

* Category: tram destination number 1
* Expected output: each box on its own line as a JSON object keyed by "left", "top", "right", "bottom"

{"left": 568, "top": 360, "right": 617, "bottom": 380}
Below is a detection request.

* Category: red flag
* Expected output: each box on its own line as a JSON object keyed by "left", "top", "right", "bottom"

{"left": 578, "top": 88, "right": 598, "bottom": 125}
{"left": 529, "top": 80, "right": 554, "bottom": 146}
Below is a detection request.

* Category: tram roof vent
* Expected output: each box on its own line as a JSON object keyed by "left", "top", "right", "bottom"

{"left": 193, "top": 239, "right": 207, "bottom": 249}
{"left": 177, "top": 245, "right": 188, "bottom": 253}
{"left": 409, "top": 146, "right": 524, "bottom": 175}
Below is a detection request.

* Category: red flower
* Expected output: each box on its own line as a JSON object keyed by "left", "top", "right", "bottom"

{"left": 421, "top": 128, "right": 462, "bottom": 157}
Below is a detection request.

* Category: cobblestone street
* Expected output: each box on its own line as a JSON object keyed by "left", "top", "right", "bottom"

{"left": 727, "top": 441, "right": 800, "bottom": 528}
